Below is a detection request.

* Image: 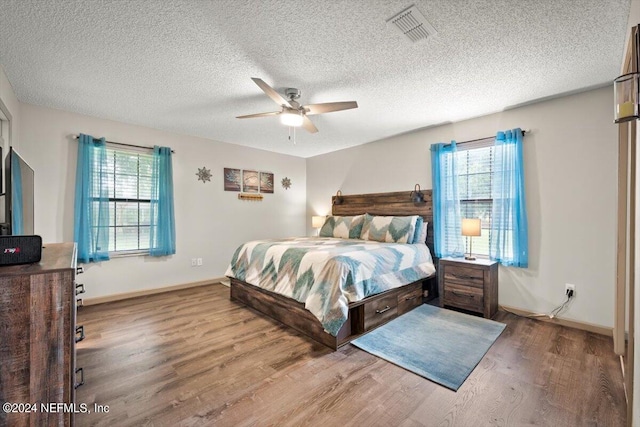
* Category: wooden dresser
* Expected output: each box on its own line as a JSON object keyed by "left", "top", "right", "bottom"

{"left": 0, "top": 243, "right": 84, "bottom": 427}
{"left": 438, "top": 257, "right": 498, "bottom": 318}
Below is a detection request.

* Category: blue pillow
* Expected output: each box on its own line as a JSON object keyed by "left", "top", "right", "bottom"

{"left": 412, "top": 217, "right": 424, "bottom": 243}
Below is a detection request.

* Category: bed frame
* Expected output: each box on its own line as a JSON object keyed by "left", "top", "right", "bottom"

{"left": 229, "top": 190, "right": 436, "bottom": 350}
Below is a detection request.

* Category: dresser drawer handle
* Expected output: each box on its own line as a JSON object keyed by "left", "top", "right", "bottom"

{"left": 76, "top": 267, "right": 84, "bottom": 275}
{"left": 76, "top": 298, "right": 84, "bottom": 308}
{"left": 74, "top": 367, "right": 84, "bottom": 389}
{"left": 75, "top": 325, "right": 85, "bottom": 343}
{"left": 76, "top": 283, "right": 85, "bottom": 295}
{"left": 404, "top": 295, "right": 418, "bottom": 301}
{"left": 451, "top": 290, "right": 474, "bottom": 298}
{"left": 376, "top": 305, "right": 392, "bottom": 314}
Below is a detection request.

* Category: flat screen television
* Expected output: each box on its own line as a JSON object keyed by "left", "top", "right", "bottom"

{"left": 5, "top": 147, "right": 34, "bottom": 235}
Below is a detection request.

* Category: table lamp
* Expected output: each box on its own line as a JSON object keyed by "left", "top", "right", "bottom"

{"left": 462, "top": 218, "right": 481, "bottom": 260}
{"left": 312, "top": 216, "right": 325, "bottom": 236}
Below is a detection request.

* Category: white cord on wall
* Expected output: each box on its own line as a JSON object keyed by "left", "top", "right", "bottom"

{"left": 503, "top": 292, "right": 574, "bottom": 320}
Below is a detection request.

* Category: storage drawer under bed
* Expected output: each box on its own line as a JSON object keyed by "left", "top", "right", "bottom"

{"left": 363, "top": 293, "right": 398, "bottom": 331}
{"left": 397, "top": 282, "right": 422, "bottom": 315}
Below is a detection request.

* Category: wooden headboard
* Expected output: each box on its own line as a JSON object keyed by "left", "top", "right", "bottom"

{"left": 331, "top": 190, "right": 434, "bottom": 257}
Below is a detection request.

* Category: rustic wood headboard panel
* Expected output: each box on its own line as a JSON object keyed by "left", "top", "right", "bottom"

{"left": 331, "top": 190, "right": 434, "bottom": 256}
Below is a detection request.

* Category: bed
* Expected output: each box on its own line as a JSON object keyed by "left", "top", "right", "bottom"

{"left": 227, "top": 190, "right": 437, "bottom": 349}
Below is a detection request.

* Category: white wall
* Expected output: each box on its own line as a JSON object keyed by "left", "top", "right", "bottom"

{"left": 307, "top": 86, "right": 617, "bottom": 329}
{"left": 19, "top": 103, "right": 306, "bottom": 299}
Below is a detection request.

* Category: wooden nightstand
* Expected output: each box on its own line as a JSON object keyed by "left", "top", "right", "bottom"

{"left": 438, "top": 257, "right": 498, "bottom": 318}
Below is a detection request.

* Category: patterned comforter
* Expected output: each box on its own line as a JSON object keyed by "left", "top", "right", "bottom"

{"left": 225, "top": 237, "right": 436, "bottom": 336}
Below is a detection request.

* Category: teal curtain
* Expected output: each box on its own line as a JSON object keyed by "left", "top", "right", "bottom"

{"left": 10, "top": 152, "right": 24, "bottom": 234}
{"left": 149, "top": 146, "right": 176, "bottom": 256}
{"left": 73, "top": 133, "right": 110, "bottom": 263}
{"left": 490, "top": 128, "right": 528, "bottom": 267}
{"left": 430, "top": 142, "right": 464, "bottom": 258}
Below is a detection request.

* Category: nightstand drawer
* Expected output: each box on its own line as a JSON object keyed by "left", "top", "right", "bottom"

{"left": 443, "top": 265, "right": 484, "bottom": 288}
{"left": 397, "top": 284, "right": 422, "bottom": 315}
{"left": 443, "top": 283, "right": 483, "bottom": 312}
{"left": 364, "top": 293, "right": 398, "bottom": 331}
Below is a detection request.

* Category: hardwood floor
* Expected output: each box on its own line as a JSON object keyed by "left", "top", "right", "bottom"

{"left": 75, "top": 283, "right": 625, "bottom": 426}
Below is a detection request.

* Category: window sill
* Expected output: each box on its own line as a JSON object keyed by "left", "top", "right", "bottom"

{"left": 109, "top": 250, "right": 149, "bottom": 258}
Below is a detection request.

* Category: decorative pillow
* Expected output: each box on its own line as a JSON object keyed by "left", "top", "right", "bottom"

{"left": 319, "top": 215, "right": 365, "bottom": 239}
{"left": 348, "top": 215, "right": 365, "bottom": 239}
{"left": 412, "top": 219, "right": 428, "bottom": 244}
{"left": 412, "top": 217, "right": 424, "bottom": 243}
{"left": 360, "top": 214, "right": 419, "bottom": 244}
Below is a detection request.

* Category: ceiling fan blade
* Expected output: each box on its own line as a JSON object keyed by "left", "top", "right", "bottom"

{"left": 304, "top": 101, "right": 358, "bottom": 115}
{"left": 251, "top": 77, "right": 293, "bottom": 108}
{"left": 302, "top": 116, "right": 318, "bottom": 134}
{"left": 236, "top": 111, "right": 281, "bottom": 119}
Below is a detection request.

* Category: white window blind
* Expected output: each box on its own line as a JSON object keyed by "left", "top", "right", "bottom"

{"left": 456, "top": 138, "right": 494, "bottom": 257}
{"left": 97, "top": 147, "right": 153, "bottom": 253}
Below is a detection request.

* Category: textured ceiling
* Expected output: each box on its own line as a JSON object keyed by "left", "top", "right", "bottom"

{"left": 0, "top": 0, "right": 631, "bottom": 158}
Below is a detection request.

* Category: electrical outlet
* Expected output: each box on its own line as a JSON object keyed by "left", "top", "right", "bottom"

{"left": 191, "top": 258, "right": 197, "bottom": 267}
{"left": 197, "top": 258, "right": 203, "bottom": 266}
{"left": 565, "top": 283, "right": 576, "bottom": 297}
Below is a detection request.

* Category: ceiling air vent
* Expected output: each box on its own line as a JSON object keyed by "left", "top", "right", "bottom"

{"left": 386, "top": 5, "right": 437, "bottom": 43}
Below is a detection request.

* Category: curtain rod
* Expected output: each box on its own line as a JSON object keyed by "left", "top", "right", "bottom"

{"left": 72, "top": 135, "right": 175, "bottom": 153}
{"left": 453, "top": 129, "right": 528, "bottom": 146}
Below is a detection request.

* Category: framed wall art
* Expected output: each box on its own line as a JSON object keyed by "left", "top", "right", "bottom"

{"left": 242, "top": 170, "right": 259, "bottom": 193}
{"left": 224, "top": 168, "right": 241, "bottom": 191}
{"left": 260, "top": 172, "right": 274, "bottom": 193}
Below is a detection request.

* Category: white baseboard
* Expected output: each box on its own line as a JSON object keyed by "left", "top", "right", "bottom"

{"left": 500, "top": 304, "right": 612, "bottom": 336}
{"left": 83, "top": 277, "right": 227, "bottom": 306}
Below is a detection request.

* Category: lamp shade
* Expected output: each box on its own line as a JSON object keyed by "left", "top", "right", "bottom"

{"left": 280, "top": 111, "right": 303, "bottom": 127}
{"left": 312, "top": 215, "right": 325, "bottom": 229}
{"left": 461, "top": 218, "right": 481, "bottom": 237}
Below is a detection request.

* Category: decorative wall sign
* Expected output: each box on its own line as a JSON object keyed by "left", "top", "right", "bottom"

{"left": 243, "top": 170, "right": 259, "bottom": 193}
{"left": 196, "top": 167, "right": 212, "bottom": 183}
{"left": 224, "top": 168, "right": 241, "bottom": 191}
{"left": 281, "top": 177, "right": 291, "bottom": 190}
{"left": 260, "top": 172, "right": 274, "bottom": 193}
{"left": 238, "top": 193, "right": 264, "bottom": 201}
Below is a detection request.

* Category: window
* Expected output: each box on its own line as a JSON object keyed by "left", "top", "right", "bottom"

{"left": 75, "top": 134, "right": 175, "bottom": 263}
{"left": 101, "top": 147, "right": 153, "bottom": 253}
{"left": 455, "top": 139, "right": 494, "bottom": 257}
{"left": 431, "top": 129, "right": 527, "bottom": 266}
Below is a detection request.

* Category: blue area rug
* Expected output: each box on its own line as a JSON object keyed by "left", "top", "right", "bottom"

{"left": 351, "top": 304, "right": 506, "bottom": 391}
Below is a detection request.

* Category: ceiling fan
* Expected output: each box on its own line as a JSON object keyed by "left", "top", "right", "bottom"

{"left": 236, "top": 77, "right": 358, "bottom": 133}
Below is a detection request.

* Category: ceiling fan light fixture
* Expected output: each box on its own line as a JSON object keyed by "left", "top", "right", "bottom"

{"left": 240, "top": 78, "right": 357, "bottom": 134}
{"left": 280, "top": 110, "right": 303, "bottom": 127}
